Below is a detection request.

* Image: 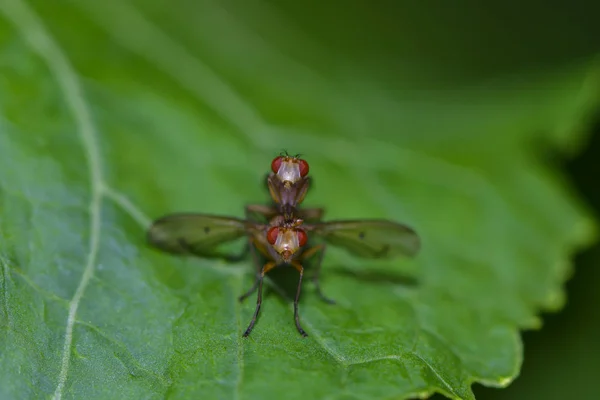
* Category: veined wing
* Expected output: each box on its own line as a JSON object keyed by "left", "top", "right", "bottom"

{"left": 309, "top": 219, "right": 420, "bottom": 258}
{"left": 147, "top": 213, "right": 252, "bottom": 257}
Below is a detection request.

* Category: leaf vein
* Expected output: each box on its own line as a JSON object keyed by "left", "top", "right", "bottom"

{"left": 0, "top": 2, "right": 104, "bottom": 399}
{"left": 411, "top": 352, "right": 462, "bottom": 399}
{"left": 0, "top": 256, "right": 13, "bottom": 328}
{"left": 347, "top": 354, "right": 404, "bottom": 367}
{"left": 10, "top": 267, "right": 69, "bottom": 306}
{"left": 101, "top": 184, "right": 152, "bottom": 228}
{"left": 75, "top": 319, "right": 170, "bottom": 388}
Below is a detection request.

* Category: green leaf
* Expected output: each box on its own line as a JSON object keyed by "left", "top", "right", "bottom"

{"left": 1, "top": 1, "right": 599, "bottom": 399}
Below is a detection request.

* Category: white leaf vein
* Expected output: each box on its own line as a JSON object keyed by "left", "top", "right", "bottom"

{"left": 0, "top": 1, "right": 104, "bottom": 399}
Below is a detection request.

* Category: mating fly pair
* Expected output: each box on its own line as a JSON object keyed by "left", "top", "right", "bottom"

{"left": 147, "top": 153, "right": 420, "bottom": 337}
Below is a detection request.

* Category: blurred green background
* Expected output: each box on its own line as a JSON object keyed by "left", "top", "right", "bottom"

{"left": 1, "top": 0, "right": 600, "bottom": 399}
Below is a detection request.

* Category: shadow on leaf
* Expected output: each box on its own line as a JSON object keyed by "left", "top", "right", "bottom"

{"left": 326, "top": 265, "right": 419, "bottom": 287}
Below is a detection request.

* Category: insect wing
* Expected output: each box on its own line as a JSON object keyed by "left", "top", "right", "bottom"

{"left": 310, "top": 220, "right": 420, "bottom": 258}
{"left": 297, "top": 207, "right": 324, "bottom": 223}
{"left": 267, "top": 174, "right": 311, "bottom": 208}
{"left": 147, "top": 213, "right": 250, "bottom": 256}
{"left": 245, "top": 204, "right": 278, "bottom": 223}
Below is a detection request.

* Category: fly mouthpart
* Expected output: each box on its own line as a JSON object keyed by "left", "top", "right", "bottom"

{"left": 281, "top": 250, "right": 293, "bottom": 261}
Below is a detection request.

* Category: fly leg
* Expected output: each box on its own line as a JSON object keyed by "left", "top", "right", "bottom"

{"left": 243, "top": 261, "right": 276, "bottom": 337}
{"left": 301, "top": 244, "right": 336, "bottom": 305}
{"left": 291, "top": 261, "right": 308, "bottom": 337}
{"left": 238, "top": 236, "right": 263, "bottom": 302}
{"left": 239, "top": 207, "right": 274, "bottom": 302}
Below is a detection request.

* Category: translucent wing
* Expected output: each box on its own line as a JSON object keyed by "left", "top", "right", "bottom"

{"left": 147, "top": 213, "right": 251, "bottom": 257}
{"left": 267, "top": 174, "right": 311, "bottom": 208}
{"left": 309, "top": 219, "right": 420, "bottom": 258}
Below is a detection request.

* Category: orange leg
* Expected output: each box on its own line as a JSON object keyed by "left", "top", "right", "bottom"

{"left": 243, "top": 260, "right": 277, "bottom": 337}
{"left": 291, "top": 261, "right": 308, "bottom": 337}
{"left": 301, "top": 244, "right": 336, "bottom": 305}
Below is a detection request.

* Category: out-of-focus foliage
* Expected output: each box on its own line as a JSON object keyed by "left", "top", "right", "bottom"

{"left": 0, "top": 1, "right": 599, "bottom": 399}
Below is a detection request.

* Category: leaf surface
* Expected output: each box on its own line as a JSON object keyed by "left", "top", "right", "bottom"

{"left": 0, "top": 1, "right": 599, "bottom": 399}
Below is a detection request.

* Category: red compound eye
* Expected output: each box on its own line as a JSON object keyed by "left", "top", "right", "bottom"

{"left": 267, "top": 227, "right": 279, "bottom": 245}
{"left": 297, "top": 229, "right": 308, "bottom": 247}
{"left": 298, "top": 159, "right": 309, "bottom": 177}
{"left": 271, "top": 156, "right": 283, "bottom": 173}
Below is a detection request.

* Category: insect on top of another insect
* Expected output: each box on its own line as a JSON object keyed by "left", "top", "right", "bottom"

{"left": 267, "top": 151, "right": 311, "bottom": 219}
{"left": 146, "top": 152, "right": 421, "bottom": 338}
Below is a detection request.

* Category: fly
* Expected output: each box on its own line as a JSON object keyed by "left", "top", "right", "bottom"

{"left": 266, "top": 151, "right": 311, "bottom": 219}
{"left": 147, "top": 211, "right": 420, "bottom": 337}
{"left": 246, "top": 151, "right": 323, "bottom": 224}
